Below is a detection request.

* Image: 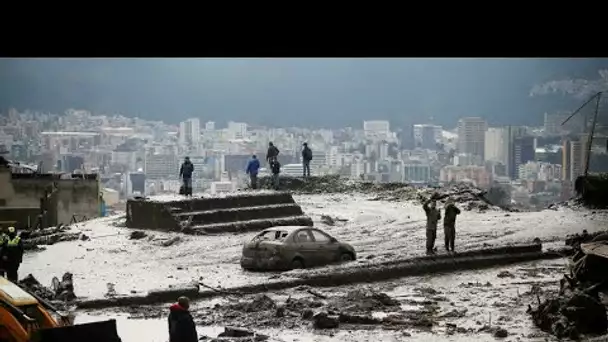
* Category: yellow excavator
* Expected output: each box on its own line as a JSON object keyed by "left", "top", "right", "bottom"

{"left": 0, "top": 277, "right": 122, "bottom": 342}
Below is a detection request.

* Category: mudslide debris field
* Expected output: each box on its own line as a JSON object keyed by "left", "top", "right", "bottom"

{"left": 20, "top": 183, "right": 608, "bottom": 341}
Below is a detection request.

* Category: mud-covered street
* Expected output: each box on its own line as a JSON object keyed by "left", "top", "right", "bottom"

{"left": 19, "top": 192, "right": 608, "bottom": 341}
{"left": 21, "top": 194, "right": 607, "bottom": 299}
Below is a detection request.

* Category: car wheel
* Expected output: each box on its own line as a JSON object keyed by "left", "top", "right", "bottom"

{"left": 291, "top": 258, "right": 305, "bottom": 269}
{"left": 340, "top": 252, "right": 354, "bottom": 262}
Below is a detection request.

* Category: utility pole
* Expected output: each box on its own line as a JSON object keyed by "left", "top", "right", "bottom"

{"left": 561, "top": 91, "right": 603, "bottom": 178}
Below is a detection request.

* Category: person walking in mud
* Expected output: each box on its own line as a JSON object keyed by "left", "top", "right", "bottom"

{"left": 423, "top": 198, "right": 441, "bottom": 255}
{"left": 179, "top": 156, "right": 194, "bottom": 197}
{"left": 245, "top": 154, "right": 260, "bottom": 190}
{"left": 301, "top": 142, "right": 312, "bottom": 178}
{"left": 266, "top": 142, "right": 280, "bottom": 165}
{"left": 168, "top": 296, "right": 197, "bottom": 342}
{"left": 443, "top": 199, "right": 461, "bottom": 253}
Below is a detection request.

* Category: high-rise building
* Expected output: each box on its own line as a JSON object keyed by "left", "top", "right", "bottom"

{"left": 457, "top": 117, "right": 487, "bottom": 164}
{"left": 413, "top": 124, "right": 442, "bottom": 149}
{"left": 363, "top": 120, "right": 390, "bottom": 140}
{"left": 205, "top": 121, "right": 215, "bottom": 131}
{"left": 511, "top": 136, "right": 536, "bottom": 179}
{"left": 144, "top": 154, "right": 179, "bottom": 180}
{"left": 227, "top": 121, "right": 248, "bottom": 140}
{"left": 179, "top": 118, "right": 201, "bottom": 146}
{"left": 484, "top": 127, "right": 508, "bottom": 164}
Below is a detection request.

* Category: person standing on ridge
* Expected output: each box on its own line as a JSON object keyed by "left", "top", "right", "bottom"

{"left": 422, "top": 198, "right": 441, "bottom": 255}
{"left": 443, "top": 199, "right": 461, "bottom": 253}
{"left": 270, "top": 159, "right": 281, "bottom": 190}
{"left": 2, "top": 227, "right": 23, "bottom": 282}
{"left": 301, "top": 142, "right": 313, "bottom": 178}
{"left": 266, "top": 142, "right": 280, "bottom": 164}
{"left": 179, "top": 156, "right": 194, "bottom": 197}
{"left": 168, "top": 296, "right": 198, "bottom": 342}
{"left": 245, "top": 154, "right": 261, "bottom": 190}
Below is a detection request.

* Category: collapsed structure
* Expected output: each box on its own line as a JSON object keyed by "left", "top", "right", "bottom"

{"left": 126, "top": 191, "right": 313, "bottom": 234}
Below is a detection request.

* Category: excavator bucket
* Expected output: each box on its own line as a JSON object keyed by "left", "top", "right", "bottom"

{"left": 31, "top": 319, "right": 122, "bottom": 342}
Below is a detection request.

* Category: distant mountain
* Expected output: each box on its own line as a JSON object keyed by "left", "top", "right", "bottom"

{"left": 1, "top": 58, "right": 607, "bottom": 128}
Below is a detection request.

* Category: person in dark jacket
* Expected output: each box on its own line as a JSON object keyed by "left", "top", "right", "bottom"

{"left": 301, "top": 143, "right": 312, "bottom": 178}
{"left": 2, "top": 227, "right": 23, "bottom": 282}
{"left": 443, "top": 199, "right": 461, "bottom": 253}
{"left": 266, "top": 142, "right": 280, "bottom": 164}
{"left": 168, "top": 296, "right": 197, "bottom": 342}
{"left": 422, "top": 199, "right": 441, "bottom": 255}
{"left": 270, "top": 159, "right": 281, "bottom": 190}
{"left": 179, "top": 157, "right": 194, "bottom": 197}
{"left": 245, "top": 155, "right": 261, "bottom": 190}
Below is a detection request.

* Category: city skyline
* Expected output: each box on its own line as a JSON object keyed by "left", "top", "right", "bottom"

{"left": 2, "top": 58, "right": 608, "bottom": 128}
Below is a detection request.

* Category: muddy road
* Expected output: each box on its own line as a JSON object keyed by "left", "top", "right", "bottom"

{"left": 21, "top": 194, "right": 608, "bottom": 300}
{"left": 79, "top": 259, "right": 571, "bottom": 341}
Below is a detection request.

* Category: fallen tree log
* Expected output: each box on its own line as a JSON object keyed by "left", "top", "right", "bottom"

{"left": 23, "top": 233, "right": 81, "bottom": 250}
{"left": 77, "top": 244, "right": 570, "bottom": 310}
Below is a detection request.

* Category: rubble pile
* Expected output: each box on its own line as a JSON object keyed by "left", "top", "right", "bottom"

{"left": 574, "top": 174, "right": 608, "bottom": 208}
{"left": 528, "top": 239, "right": 608, "bottom": 340}
{"left": 190, "top": 288, "right": 435, "bottom": 333}
{"left": 19, "top": 272, "right": 77, "bottom": 302}
{"left": 258, "top": 175, "right": 508, "bottom": 211}
{"left": 22, "top": 225, "right": 82, "bottom": 251}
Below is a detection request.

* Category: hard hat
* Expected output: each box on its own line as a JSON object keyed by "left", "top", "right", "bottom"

{"left": 7, "top": 227, "right": 15, "bottom": 233}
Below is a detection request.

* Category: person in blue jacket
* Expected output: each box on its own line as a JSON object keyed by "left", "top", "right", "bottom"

{"left": 245, "top": 155, "right": 261, "bottom": 190}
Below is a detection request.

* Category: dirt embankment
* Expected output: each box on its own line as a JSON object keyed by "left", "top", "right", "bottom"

{"left": 259, "top": 175, "right": 514, "bottom": 212}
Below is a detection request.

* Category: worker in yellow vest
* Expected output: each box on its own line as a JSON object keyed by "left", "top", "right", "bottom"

{"left": 2, "top": 227, "right": 23, "bottom": 282}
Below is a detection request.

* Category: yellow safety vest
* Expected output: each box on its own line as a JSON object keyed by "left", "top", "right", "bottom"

{"left": 0, "top": 234, "right": 7, "bottom": 245}
{"left": 6, "top": 236, "right": 20, "bottom": 246}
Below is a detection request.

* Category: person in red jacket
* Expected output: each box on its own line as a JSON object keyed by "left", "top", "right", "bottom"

{"left": 168, "top": 296, "right": 198, "bottom": 342}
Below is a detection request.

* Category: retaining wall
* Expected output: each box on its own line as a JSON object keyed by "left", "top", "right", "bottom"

{"left": 0, "top": 167, "right": 100, "bottom": 228}
{"left": 126, "top": 192, "right": 313, "bottom": 234}
{"left": 77, "top": 244, "right": 572, "bottom": 310}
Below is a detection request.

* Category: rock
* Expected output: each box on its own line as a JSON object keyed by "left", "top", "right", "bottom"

{"left": 302, "top": 309, "right": 314, "bottom": 320}
{"left": 494, "top": 327, "right": 508, "bottom": 338}
{"left": 218, "top": 327, "right": 254, "bottom": 338}
{"left": 129, "top": 231, "right": 147, "bottom": 240}
{"left": 414, "top": 286, "right": 439, "bottom": 295}
{"left": 338, "top": 313, "right": 381, "bottom": 324}
{"left": 79, "top": 234, "right": 90, "bottom": 241}
{"left": 162, "top": 236, "right": 181, "bottom": 247}
{"left": 497, "top": 271, "right": 515, "bottom": 278}
{"left": 320, "top": 215, "right": 335, "bottom": 226}
{"left": 312, "top": 311, "right": 339, "bottom": 329}
{"left": 275, "top": 306, "right": 285, "bottom": 317}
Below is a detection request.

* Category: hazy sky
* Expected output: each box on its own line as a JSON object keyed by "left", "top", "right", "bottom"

{"left": 1, "top": 58, "right": 607, "bottom": 128}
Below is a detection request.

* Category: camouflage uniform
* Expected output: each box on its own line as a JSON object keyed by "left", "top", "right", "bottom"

{"left": 443, "top": 202, "right": 461, "bottom": 252}
{"left": 423, "top": 201, "right": 441, "bottom": 254}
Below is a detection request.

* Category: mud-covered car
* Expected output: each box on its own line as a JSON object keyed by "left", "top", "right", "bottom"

{"left": 240, "top": 226, "right": 356, "bottom": 271}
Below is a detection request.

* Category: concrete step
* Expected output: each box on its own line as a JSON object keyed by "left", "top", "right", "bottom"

{"left": 185, "top": 215, "right": 313, "bottom": 234}
{"left": 174, "top": 203, "right": 304, "bottom": 225}
{"left": 167, "top": 192, "right": 295, "bottom": 213}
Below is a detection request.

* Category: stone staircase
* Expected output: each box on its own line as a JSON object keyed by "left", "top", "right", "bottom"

{"left": 126, "top": 192, "right": 313, "bottom": 234}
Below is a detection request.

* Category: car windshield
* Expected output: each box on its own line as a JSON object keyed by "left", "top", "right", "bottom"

{"left": 252, "top": 230, "right": 289, "bottom": 242}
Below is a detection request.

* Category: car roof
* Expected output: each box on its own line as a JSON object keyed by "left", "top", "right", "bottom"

{"left": 262, "top": 226, "right": 313, "bottom": 233}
